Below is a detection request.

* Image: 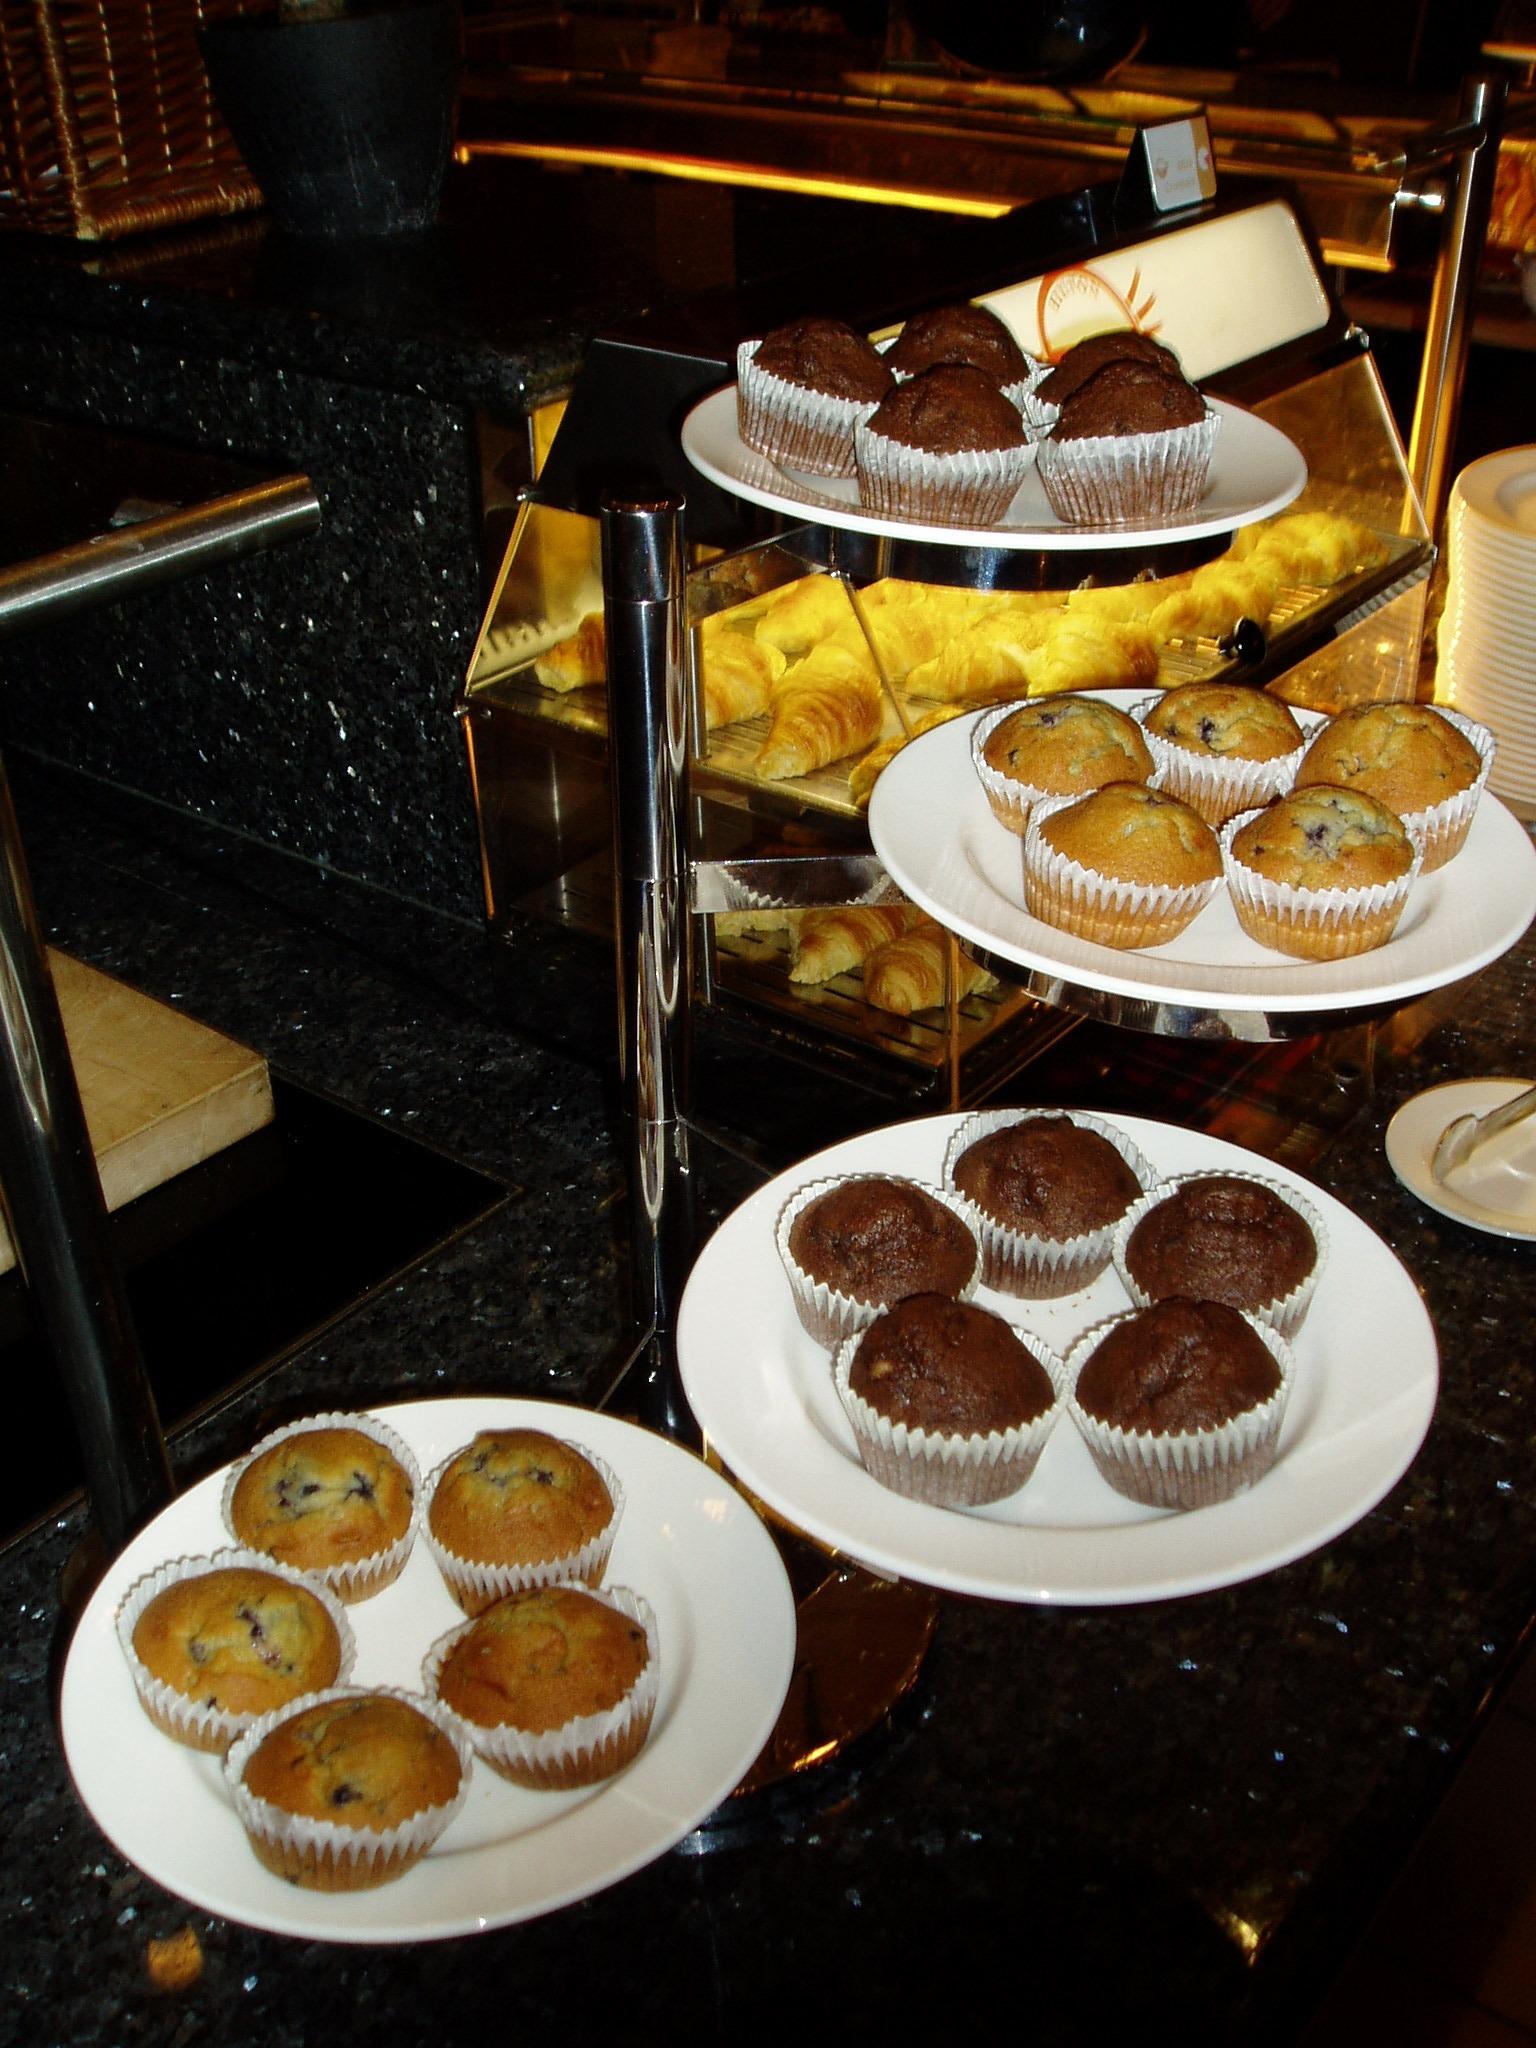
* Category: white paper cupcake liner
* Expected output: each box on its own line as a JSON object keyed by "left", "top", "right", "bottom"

{"left": 419, "top": 1440, "right": 624, "bottom": 1616}
{"left": 1065, "top": 1306, "right": 1295, "bottom": 1512}
{"left": 942, "top": 1108, "right": 1159, "bottom": 1297}
{"left": 1385, "top": 706, "right": 1495, "bottom": 873}
{"left": 220, "top": 1409, "right": 421, "bottom": 1604}
{"left": 971, "top": 699, "right": 1162, "bottom": 839}
{"left": 833, "top": 1322, "right": 1066, "bottom": 1508}
{"left": 1111, "top": 1169, "right": 1329, "bottom": 1338}
{"left": 776, "top": 1173, "right": 983, "bottom": 1351}
{"left": 116, "top": 1547, "right": 356, "bottom": 1757}
{"left": 224, "top": 1685, "right": 474, "bottom": 1891}
{"left": 854, "top": 419, "right": 1036, "bottom": 528}
{"left": 1132, "top": 694, "right": 1309, "bottom": 828}
{"left": 1037, "top": 408, "right": 1220, "bottom": 528}
{"left": 1220, "top": 805, "right": 1423, "bottom": 960}
{"left": 422, "top": 1584, "right": 660, "bottom": 1790}
{"left": 735, "top": 340, "right": 883, "bottom": 479}
{"left": 1024, "top": 792, "right": 1225, "bottom": 950}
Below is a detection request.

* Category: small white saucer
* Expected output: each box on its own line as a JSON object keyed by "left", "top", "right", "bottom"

{"left": 1385, "top": 1077, "right": 1536, "bottom": 1241}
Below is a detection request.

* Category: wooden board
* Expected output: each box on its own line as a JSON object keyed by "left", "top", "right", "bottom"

{"left": 0, "top": 951, "right": 275, "bottom": 1276}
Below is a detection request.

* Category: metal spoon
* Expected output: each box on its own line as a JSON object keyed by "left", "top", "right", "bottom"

{"left": 1431, "top": 1082, "right": 1536, "bottom": 1184}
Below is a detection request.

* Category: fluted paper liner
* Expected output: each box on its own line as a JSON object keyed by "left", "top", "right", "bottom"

{"left": 1354, "top": 706, "right": 1494, "bottom": 874}
{"left": 1131, "top": 694, "right": 1308, "bottom": 828}
{"left": 423, "top": 1584, "right": 660, "bottom": 1791}
{"left": 220, "top": 1408, "right": 421, "bottom": 1604}
{"left": 1037, "top": 407, "right": 1220, "bottom": 528}
{"left": 224, "top": 1685, "right": 473, "bottom": 1892}
{"left": 854, "top": 417, "right": 1036, "bottom": 528}
{"left": 736, "top": 340, "right": 883, "bottom": 479}
{"left": 1111, "top": 1170, "right": 1329, "bottom": 1339}
{"left": 420, "top": 1439, "right": 623, "bottom": 1616}
{"left": 1220, "top": 805, "right": 1423, "bottom": 961}
{"left": 116, "top": 1547, "right": 356, "bottom": 1757}
{"left": 1065, "top": 1306, "right": 1296, "bottom": 1512}
{"left": 942, "top": 1108, "right": 1158, "bottom": 1298}
{"left": 1024, "top": 791, "right": 1224, "bottom": 950}
{"left": 833, "top": 1322, "right": 1066, "bottom": 1509}
{"left": 972, "top": 700, "right": 1161, "bottom": 840}
{"left": 776, "top": 1173, "right": 983, "bottom": 1351}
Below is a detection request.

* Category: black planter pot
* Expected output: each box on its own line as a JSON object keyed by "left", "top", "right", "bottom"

{"left": 200, "top": 0, "right": 462, "bottom": 239}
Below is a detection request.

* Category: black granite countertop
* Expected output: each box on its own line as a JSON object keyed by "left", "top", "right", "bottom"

{"left": 3, "top": 751, "right": 1534, "bottom": 2045}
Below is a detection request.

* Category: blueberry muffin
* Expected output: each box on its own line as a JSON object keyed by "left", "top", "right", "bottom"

{"left": 1293, "top": 702, "right": 1491, "bottom": 871}
{"left": 736, "top": 315, "right": 894, "bottom": 478}
{"left": 972, "top": 691, "right": 1155, "bottom": 835}
{"left": 224, "top": 1415, "right": 418, "bottom": 1602}
{"left": 1222, "top": 784, "right": 1419, "bottom": 959}
{"left": 1025, "top": 782, "right": 1223, "bottom": 949}
{"left": 1137, "top": 683, "right": 1307, "bottom": 825}
{"left": 423, "top": 1429, "right": 621, "bottom": 1615}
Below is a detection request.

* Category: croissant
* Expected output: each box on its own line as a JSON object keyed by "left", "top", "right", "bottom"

{"left": 1065, "top": 575, "right": 1190, "bottom": 624}
{"left": 1232, "top": 510, "right": 1390, "bottom": 585}
{"left": 699, "top": 621, "right": 786, "bottom": 729}
{"left": 715, "top": 907, "right": 800, "bottom": 937}
{"left": 1024, "top": 615, "right": 1159, "bottom": 696}
{"left": 789, "top": 902, "right": 921, "bottom": 984}
{"left": 848, "top": 704, "right": 971, "bottom": 809}
{"left": 533, "top": 611, "right": 606, "bottom": 691}
{"left": 904, "top": 609, "right": 1061, "bottom": 700}
{"left": 862, "top": 918, "right": 997, "bottom": 1016}
{"left": 755, "top": 642, "right": 886, "bottom": 780}
{"left": 1147, "top": 558, "right": 1285, "bottom": 645}
{"left": 754, "top": 575, "right": 856, "bottom": 658}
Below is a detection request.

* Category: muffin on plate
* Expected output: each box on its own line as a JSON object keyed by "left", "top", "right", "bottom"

{"left": 971, "top": 692, "right": 1155, "bottom": 837}
{"left": 1026, "top": 329, "right": 1185, "bottom": 424}
{"left": 943, "top": 1108, "right": 1154, "bottom": 1297}
{"left": 425, "top": 1582, "right": 659, "bottom": 1791}
{"left": 422, "top": 1428, "right": 621, "bottom": 1616}
{"left": 1024, "top": 782, "right": 1224, "bottom": 950}
{"left": 777, "top": 1173, "right": 981, "bottom": 1350}
{"left": 1222, "top": 784, "right": 1420, "bottom": 960}
{"left": 1114, "top": 1170, "right": 1326, "bottom": 1337}
{"left": 884, "top": 302, "right": 1039, "bottom": 401}
{"left": 736, "top": 315, "right": 894, "bottom": 479}
{"left": 1135, "top": 683, "right": 1307, "bottom": 826}
{"left": 833, "top": 1293, "right": 1063, "bottom": 1508}
{"left": 855, "top": 364, "right": 1034, "bottom": 528}
{"left": 223, "top": 1412, "right": 418, "bottom": 1603}
{"left": 117, "top": 1550, "right": 354, "bottom": 1755}
{"left": 1065, "top": 1296, "right": 1294, "bottom": 1511}
{"left": 225, "top": 1686, "right": 472, "bottom": 1892}
{"left": 1036, "top": 343, "right": 1219, "bottom": 527}
{"left": 1292, "top": 701, "right": 1492, "bottom": 872}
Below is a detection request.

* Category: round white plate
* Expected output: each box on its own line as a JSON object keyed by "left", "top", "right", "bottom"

{"left": 59, "top": 1397, "right": 796, "bottom": 1944}
{"left": 1386, "top": 1077, "right": 1536, "bottom": 1240}
{"left": 1455, "top": 445, "right": 1536, "bottom": 539}
{"left": 676, "top": 1112, "right": 1438, "bottom": 1604}
{"left": 680, "top": 386, "right": 1306, "bottom": 552}
{"left": 866, "top": 697, "right": 1536, "bottom": 1015}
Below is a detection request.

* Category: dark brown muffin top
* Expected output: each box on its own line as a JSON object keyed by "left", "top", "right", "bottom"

{"left": 789, "top": 1176, "right": 976, "bottom": 1305}
{"left": 849, "top": 1293, "right": 1055, "bottom": 1436}
{"left": 1036, "top": 329, "right": 1184, "bottom": 406}
{"left": 864, "top": 364, "right": 1029, "bottom": 455}
{"left": 752, "top": 316, "right": 894, "bottom": 401}
{"left": 885, "top": 303, "right": 1032, "bottom": 385}
{"left": 1124, "top": 1175, "right": 1316, "bottom": 1312}
{"left": 953, "top": 1116, "right": 1141, "bottom": 1241}
{"left": 1054, "top": 359, "right": 1206, "bottom": 442}
{"left": 1075, "top": 1297, "right": 1280, "bottom": 1435}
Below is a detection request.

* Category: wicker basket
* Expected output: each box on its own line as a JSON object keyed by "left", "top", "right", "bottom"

{"left": 0, "top": 0, "right": 265, "bottom": 239}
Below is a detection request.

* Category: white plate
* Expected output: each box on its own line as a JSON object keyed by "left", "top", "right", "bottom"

{"left": 1386, "top": 1077, "right": 1536, "bottom": 1240}
{"left": 1455, "top": 445, "right": 1536, "bottom": 539}
{"left": 59, "top": 1397, "right": 796, "bottom": 1944}
{"left": 867, "top": 697, "right": 1536, "bottom": 1015}
{"left": 680, "top": 386, "right": 1307, "bottom": 552}
{"left": 677, "top": 1112, "right": 1438, "bottom": 1604}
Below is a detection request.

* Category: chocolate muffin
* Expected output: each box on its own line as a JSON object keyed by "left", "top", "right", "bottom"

{"left": 1053, "top": 358, "right": 1206, "bottom": 441}
{"left": 736, "top": 314, "right": 893, "bottom": 479}
{"left": 946, "top": 1110, "right": 1150, "bottom": 1296}
{"left": 855, "top": 364, "right": 1034, "bottom": 527}
{"left": 1033, "top": 330, "right": 1184, "bottom": 410}
{"left": 885, "top": 302, "right": 1034, "bottom": 389}
{"left": 834, "top": 1294, "right": 1063, "bottom": 1507}
{"left": 1067, "top": 1297, "right": 1293, "bottom": 1511}
{"left": 750, "top": 316, "right": 894, "bottom": 401}
{"left": 1116, "top": 1171, "right": 1324, "bottom": 1335}
{"left": 863, "top": 363, "right": 1029, "bottom": 455}
{"left": 1036, "top": 338, "right": 1217, "bottom": 527}
{"left": 778, "top": 1173, "right": 980, "bottom": 1349}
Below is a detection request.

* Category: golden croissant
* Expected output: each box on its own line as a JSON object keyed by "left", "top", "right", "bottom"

{"left": 862, "top": 918, "right": 996, "bottom": 1016}
{"left": 699, "top": 619, "right": 786, "bottom": 729}
{"left": 904, "top": 609, "right": 1061, "bottom": 700}
{"left": 1024, "top": 615, "right": 1159, "bottom": 696}
{"left": 848, "top": 704, "right": 971, "bottom": 809}
{"left": 1231, "top": 510, "right": 1389, "bottom": 585}
{"left": 755, "top": 642, "right": 886, "bottom": 780}
{"left": 533, "top": 611, "right": 606, "bottom": 691}
{"left": 753, "top": 575, "right": 856, "bottom": 658}
{"left": 789, "top": 902, "right": 922, "bottom": 984}
{"left": 1147, "top": 558, "right": 1285, "bottom": 645}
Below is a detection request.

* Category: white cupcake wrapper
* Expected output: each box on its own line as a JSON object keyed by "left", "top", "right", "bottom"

{"left": 776, "top": 1173, "right": 983, "bottom": 1351}
{"left": 942, "top": 1108, "right": 1159, "bottom": 1298}
{"left": 116, "top": 1547, "right": 356, "bottom": 1756}
{"left": 735, "top": 341, "right": 884, "bottom": 479}
{"left": 1037, "top": 408, "right": 1220, "bottom": 527}
{"left": 1131, "top": 694, "right": 1309, "bottom": 827}
{"left": 854, "top": 419, "right": 1037, "bottom": 528}
{"left": 1024, "top": 791, "right": 1224, "bottom": 950}
{"left": 422, "top": 1584, "right": 660, "bottom": 1790}
{"left": 224, "top": 1684, "right": 474, "bottom": 1890}
{"left": 1220, "top": 804, "right": 1423, "bottom": 960}
{"left": 1358, "top": 706, "right": 1494, "bottom": 873}
{"left": 833, "top": 1322, "right": 1066, "bottom": 1508}
{"left": 971, "top": 698, "right": 1161, "bottom": 838}
{"left": 1111, "top": 1169, "right": 1329, "bottom": 1338}
{"left": 420, "top": 1440, "right": 624, "bottom": 1615}
{"left": 220, "top": 1409, "right": 421, "bottom": 1604}
{"left": 1065, "top": 1306, "right": 1295, "bottom": 1512}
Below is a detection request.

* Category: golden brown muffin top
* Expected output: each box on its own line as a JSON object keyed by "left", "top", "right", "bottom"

{"left": 229, "top": 1426, "right": 414, "bottom": 1571}
{"left": 1039, "top": 782, "right": 1221, "bottom": 889}
{"left": 1143, "top": 684, "right": 1304, "bottom": 763}
{"left": 849, "top": 1294, "right": 1054, "bottom": 1437}
{"left": 428, "top": 1430, "right": 613, "bottom": 1569}
{"left": 952, "top": 1115, "right": 1141, "bottom": 1241}
{"left": 1293, "top": 703, "right": 1482, "bottom": 815}
{"left": 435, "top": 1585, "right": 649, "bottom": 1736}
{"left": 787, "top": 1176, "right": 977, "bottom": 1307}
{"left": 241, "top": 1694, "right": 462, "bottom": 1828}
{"left": 132, "top": 1566, "right": 342, "bottom": 1714}
{"left": 982, "top": 694, "right": 1154, "bottom": 795}
{"left": 1075, "top": 1298, "right": 1280, "bottom": 1435}
{"left": 1229, "top": 785, "right": 1415, "bottom": 891}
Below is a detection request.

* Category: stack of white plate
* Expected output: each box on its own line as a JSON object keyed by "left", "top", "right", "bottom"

{"left": 1437, "top": 446, "right": 1536, "bottom": 812}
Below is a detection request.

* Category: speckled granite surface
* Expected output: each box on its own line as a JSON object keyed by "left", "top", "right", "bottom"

{"left": 2, "top": 752, "right": 1534, "bottom": 2045}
